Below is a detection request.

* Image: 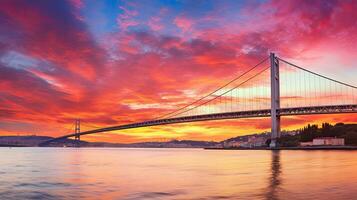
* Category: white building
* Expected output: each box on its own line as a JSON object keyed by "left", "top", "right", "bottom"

{"left": 300, "top": 137, "right": 345, "bottom": 146}
{"left": 312, "top": 137, "right": 345, "bottom": 146}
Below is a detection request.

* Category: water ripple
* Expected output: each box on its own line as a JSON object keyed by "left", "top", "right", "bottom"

{"left": 123, "top": 190, "right": 185, "bottom": 200}
{"left": 14, "top": 182, "right": 71, "bottom": 188}
{"left": 0, "top": 191, "right": 62, "bottom": 200}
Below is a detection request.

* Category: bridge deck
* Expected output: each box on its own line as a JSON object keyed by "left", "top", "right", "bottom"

{"left": 39, "top": 104, "right": 357, "bottom": 145}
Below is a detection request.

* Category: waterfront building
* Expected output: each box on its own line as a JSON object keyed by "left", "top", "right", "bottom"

{"left": 300, "top": 137, "right": 345, "bottom": 146}
{"left": 312, "top": 137, "right": 345, "bottom": 146}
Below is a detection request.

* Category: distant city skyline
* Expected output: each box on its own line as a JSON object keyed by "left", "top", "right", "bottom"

{"left": 0, "top": 0, "right": 357, "bottom": 143}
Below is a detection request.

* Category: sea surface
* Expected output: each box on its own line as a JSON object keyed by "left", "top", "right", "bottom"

{"left": 0, "top": 148, "right": 357, "bottom": 200}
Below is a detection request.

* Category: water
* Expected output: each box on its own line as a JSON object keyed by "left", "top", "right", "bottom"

{"left": 1, "top": 148, "right": 357, "bottom": 200}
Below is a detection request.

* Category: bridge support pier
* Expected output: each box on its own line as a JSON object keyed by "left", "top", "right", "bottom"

{"left": 74, "top": 119, "right": 80, "bottom": 147}
{"left": 270, "top": 53, "right": 281, "bottom": 148}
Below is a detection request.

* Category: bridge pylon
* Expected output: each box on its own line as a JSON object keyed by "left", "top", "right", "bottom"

{"left": 270, "top": 53, "right": 281, "bottom": 148}
{"left": 74, "top": 119, "right": 80, "bottom": 147}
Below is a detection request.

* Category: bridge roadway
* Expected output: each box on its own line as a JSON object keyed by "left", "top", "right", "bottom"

{"left": 40, "top": 104, "right": 357, "bottom": 145}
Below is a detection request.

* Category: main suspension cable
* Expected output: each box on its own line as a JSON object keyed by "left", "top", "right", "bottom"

{"left": 168, "top": 65, "right": 271, "bottom": 118}
{"left": 155, "top": 56, "right": 269, "bottom": 119}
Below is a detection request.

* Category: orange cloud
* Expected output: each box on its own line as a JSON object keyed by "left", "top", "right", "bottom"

{"left": 0, "top": 0, "right": 356, "bottom": 143}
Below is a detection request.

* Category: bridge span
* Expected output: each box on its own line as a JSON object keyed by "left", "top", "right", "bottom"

{"left": 39, "top": 104, "right": 357, "bottom": 146}
{"left": 39, "top": 53, "right": 357, "bottom": 147}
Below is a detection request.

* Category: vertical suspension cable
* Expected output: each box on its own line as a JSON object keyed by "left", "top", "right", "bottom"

{"left": 278, "top": 57, "right": 357, "bottom": 108}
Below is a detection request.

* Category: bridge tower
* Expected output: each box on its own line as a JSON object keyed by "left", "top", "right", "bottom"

{"left": 74, "top": 119, "right": 80, "bottom": 147}
{"left": 270, "top": 53, "right": 281, "bottom": 148}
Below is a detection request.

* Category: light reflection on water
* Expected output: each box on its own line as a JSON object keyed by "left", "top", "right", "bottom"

{"left": 0, "top": 148, "right": 357, "bottom": 199}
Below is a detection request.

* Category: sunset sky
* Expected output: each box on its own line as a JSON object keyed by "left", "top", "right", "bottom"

{"left": 0, "top": 0, "right": 357, "bottom": 143}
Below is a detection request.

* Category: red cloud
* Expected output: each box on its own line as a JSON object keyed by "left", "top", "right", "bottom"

{"left": 0, "top": 0, "right": 356, "bottom": 142}
{"left": 174, "top": 16, "right": 193, "bottom": 33}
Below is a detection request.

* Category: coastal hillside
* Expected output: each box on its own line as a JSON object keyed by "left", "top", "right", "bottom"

{"left": 278, "top": 123, "right": 357, "bottom": 147}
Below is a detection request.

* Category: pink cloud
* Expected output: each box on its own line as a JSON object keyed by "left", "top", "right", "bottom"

{"left": 174, "top": 16, "right": 194, "bottom": 33}
{"left": 117, "top": 5, "right": 139, "bottom": 30}
{"left": 148, "top": 16, "right": 163, "bottom": 31}
{"left": 0, "top": 0, "right": 356, "bottom": 141}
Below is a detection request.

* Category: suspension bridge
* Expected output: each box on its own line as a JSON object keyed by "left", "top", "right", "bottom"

{"left": 39, "top": 53, "right": 357, "bottom": 147}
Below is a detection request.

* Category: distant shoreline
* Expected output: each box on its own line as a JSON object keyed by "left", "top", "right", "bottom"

{"left": 205, "top": 146, "right": 357, "bottom": 150}
{"left": 2, "top": 146, "right": 357, "bottom": 150}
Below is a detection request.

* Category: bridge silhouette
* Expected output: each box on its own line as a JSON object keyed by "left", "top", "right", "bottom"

{"left": 39, "top": 53, "right": 357, "bottom": 147}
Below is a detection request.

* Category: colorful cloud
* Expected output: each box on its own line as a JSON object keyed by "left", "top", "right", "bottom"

{"left": 0, "top": 0, "right": 356, "bottom": 143}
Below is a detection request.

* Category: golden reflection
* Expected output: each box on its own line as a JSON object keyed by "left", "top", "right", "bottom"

{"left": 265, "top": 150, "right": 281, "bottom": 200}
